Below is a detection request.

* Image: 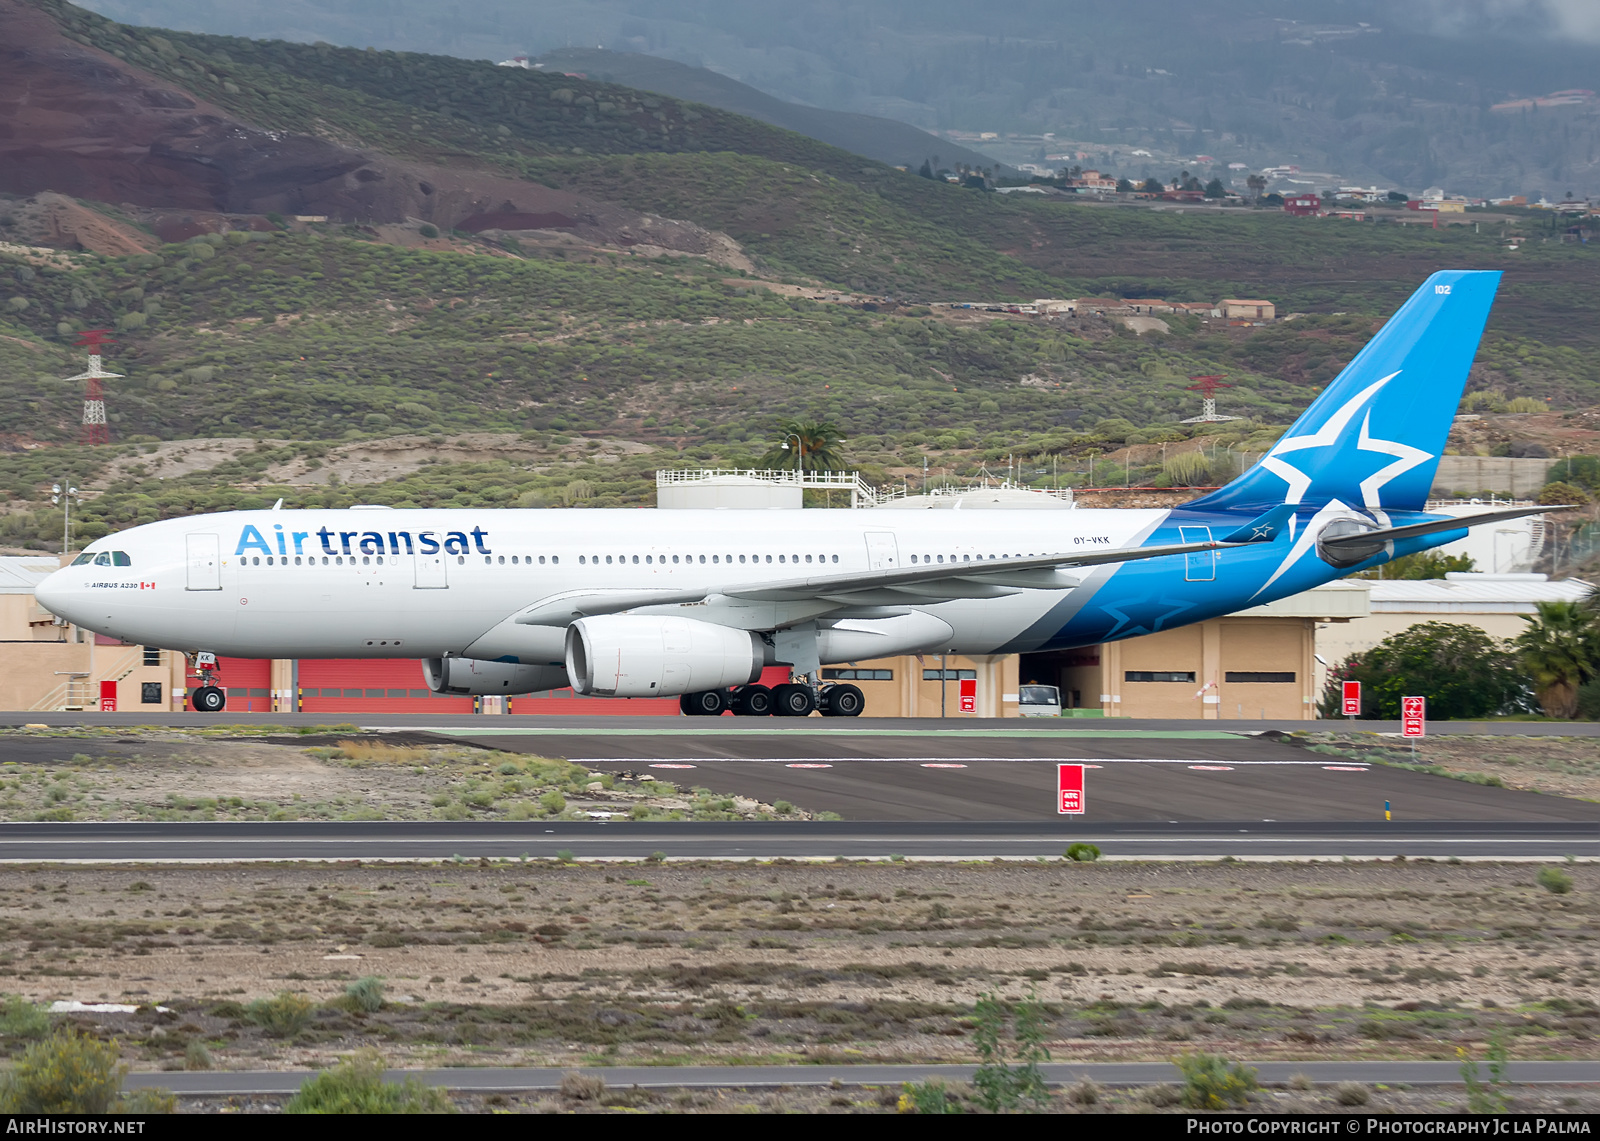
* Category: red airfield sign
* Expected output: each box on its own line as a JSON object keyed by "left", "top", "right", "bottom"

{"left": 1057, "top": 764, "right": 1085, "bottom": 815}
{"left": 958, "top": 677, "right": 976, "bottom": 714}
{"left": 1341, "top": 680, "right": 1361, "bottom": 716}
{"left": 1401, "top": 695, "right": 1426, "bottom": 738}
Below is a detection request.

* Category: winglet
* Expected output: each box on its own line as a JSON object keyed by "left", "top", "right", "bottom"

{"left": 1220, "top": 503, "right": 1296, "bottom": 544}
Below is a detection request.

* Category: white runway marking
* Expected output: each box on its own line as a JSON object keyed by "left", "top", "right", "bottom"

{"left": 581, "top": 757, "right": 1368, "bottom": 766}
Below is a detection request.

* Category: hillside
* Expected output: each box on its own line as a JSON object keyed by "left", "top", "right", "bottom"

{"left": 78, "top": 0, "right": 1600, "bottom": 197}
{"left": 533, "top": 48, "right": 1002, "bottom": 175}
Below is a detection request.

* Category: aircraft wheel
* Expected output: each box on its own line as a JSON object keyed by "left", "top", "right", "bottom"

{"left": 771, "top": 683, "right": 816, "bottom": 717}
{"left": 680, "top": 689, "right": 727, "bottom": 716}
{"left": 729, "top": 684, "right": 772, "bottom": 716}
{"left": 192, "top": 686, "right": 226, "bottom": 713}
{"left": 820, "top": 683, "right": 864, "bottom": 717}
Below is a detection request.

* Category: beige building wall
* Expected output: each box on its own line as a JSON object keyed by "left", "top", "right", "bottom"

{"left": 832, "top": 653, "right": 1022, "bottom": 718}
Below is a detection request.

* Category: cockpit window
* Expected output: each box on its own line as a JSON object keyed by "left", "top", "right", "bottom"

{"left": 71, "top": 553, "right": 95, "bottom": 566}
{"left": 112, "top": 552, "right": 131, "bottom": 566}
{"left": 93, "top": 553, "right": 111, "bottom": 566}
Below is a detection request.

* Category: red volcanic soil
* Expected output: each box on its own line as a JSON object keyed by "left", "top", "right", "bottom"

{"left": 0, "top": 0, "right": 728, "bottom": 257}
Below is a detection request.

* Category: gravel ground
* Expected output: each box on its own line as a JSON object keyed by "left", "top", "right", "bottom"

{"left": 1, "top": 860, "right": 1592, "bottom": 1075}
{"left": 1296, "top": 733, "right": 1600, "bottom": 802}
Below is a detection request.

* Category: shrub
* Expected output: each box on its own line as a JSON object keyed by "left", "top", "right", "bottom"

{"left": 0, "top": 1029, "right": 123, "bottom": 1113}
{"left": 897, "top": 1078, "right": 959, "bottom": 1113}
{"left": 1335, "top": 1082, "right": 1370, "bottom": 1106}
{"left": 539, "top": 789, "right": 566, "bottom": 815}
{"left": 418, "top": 224, "right": 439, "bottom": 239}
{"left": 1537, "top": 866, "right": 1574, "bottom": 894}
{"left": 343, "top": 976, "right": 386, "bottom": 1013}
{"left": 184, "top": 1041, "right": 213, "bottom": 1070}
{"left": 284, "top": 1051, "right": 454, "bottom": 1114}
{"left": 1066, "top": 843, "right": 1101, "bottom": 862}
{"left": 1175, "top": 1052, "right": 1258, "bottom": 1109}
{"left": 247, "top": 991, "right": 315, "bottom": 1037}
{"left": 0, "top": 995, "right": 53, "bottom": 1039}
{"left": 559, "top": 1071, "right": 606, "bottom": 1101}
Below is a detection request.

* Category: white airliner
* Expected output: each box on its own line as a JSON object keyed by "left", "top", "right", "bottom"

{"left": 35, "top": 272, "right": 1545, "bottom": 717}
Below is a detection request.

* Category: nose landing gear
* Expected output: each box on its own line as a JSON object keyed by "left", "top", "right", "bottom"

{"left": 187, "top": 651, "right": 226, "bottom": 713}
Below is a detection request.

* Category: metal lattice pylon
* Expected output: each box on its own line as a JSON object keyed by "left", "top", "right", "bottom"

{"left": 64, "top": 330, "right": 122, "bottom": 445}
{"left": 1180, "top": 373, "right": 1241, "bottom": 424}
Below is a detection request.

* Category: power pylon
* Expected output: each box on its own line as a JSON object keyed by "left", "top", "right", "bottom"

{"left": 64, "top": 330, "right": 122, "bottom": 445}
{"left": 1180, "top": 374, "right": 1240, "bottom": 424}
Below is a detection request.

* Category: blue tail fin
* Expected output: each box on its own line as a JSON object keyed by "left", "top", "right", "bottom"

{"left": 1189, "top": 270, "right": 1501, "bottom": 515}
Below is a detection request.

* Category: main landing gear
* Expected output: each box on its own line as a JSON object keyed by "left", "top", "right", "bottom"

{"left": 188, "top": 650, "right": 226, "bottom": 713}
{"left": 679, "top": 681, "right": 864, "bottom": 717}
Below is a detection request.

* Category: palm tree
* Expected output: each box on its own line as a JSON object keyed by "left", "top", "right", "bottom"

{"left": 763, "top": 420, "right": 846, "bottom": 473}
{"left": 1515, "top": 599, "right": 1600, "bottom": 718}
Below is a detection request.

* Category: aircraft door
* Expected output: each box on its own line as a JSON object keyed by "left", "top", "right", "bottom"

{"left": 185, "top": 534, "right": 221, "bottom": 591}
{"left": 414, "top": 549, "right": 449, "bottom": 589}
{"left": 864, "top": 531, "right": 899, "bottom": 570}
{"left": 1179, "top": 526, "right": 1216, "bottom": 582}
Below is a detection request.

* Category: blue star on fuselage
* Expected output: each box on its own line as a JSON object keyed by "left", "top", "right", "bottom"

{"left": 1096, "top": 593, "right": 1202, "bottom": 639}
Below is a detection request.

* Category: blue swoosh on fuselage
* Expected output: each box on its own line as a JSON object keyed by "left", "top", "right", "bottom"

{"left": 1031, "top": 506, "right": 1466, "bottom": 652}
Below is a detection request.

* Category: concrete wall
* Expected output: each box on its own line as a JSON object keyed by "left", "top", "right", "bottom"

{"left": 1431, "top": 456, "right": 1551, "bottom": 497}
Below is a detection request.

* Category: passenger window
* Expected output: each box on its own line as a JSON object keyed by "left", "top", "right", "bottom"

{"left": 112, "top": 551, "right": 131, "bottom": 566}
{"left": 778, "top": 555, "right": 785, "bottom": 563}
{"left": 805, "top": 554, "right": 812, "bottom": 563}
{"left": 831, "top": 554, "right": 838, "bottom": 563}
{"left": 698, "top": 555, "right": 706, "bottom": 564}
{"left": 632, "top": 555, "right": 639, "bottom": 564}
{"left": 539, "top": 556, "right": 546, "bottom": 564}
{"left": 551, "top": 556, "right": 558, "bottom": 565}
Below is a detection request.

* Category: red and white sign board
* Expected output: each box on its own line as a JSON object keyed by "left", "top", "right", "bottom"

{"left": 1057, "top": 764, "right": 1085, "bottom": 815}
{"left": 1401, "top": 695, "right": 1426, "bottom": 738}
{"left": 99, "top": 679, "right": 117, "bottom": 713}
{"left": 1341, "top": 680, "right": 1361, "bottom": 716}
{"left": 958, "top": 677, "right": 976, "bottom": 714}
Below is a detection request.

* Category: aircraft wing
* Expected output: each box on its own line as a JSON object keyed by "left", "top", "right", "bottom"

{"left": 515, "top": 529, "right": 1269, "bottom": 625}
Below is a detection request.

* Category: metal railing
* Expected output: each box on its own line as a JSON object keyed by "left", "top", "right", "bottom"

{"left": 655, "top": 468, "right": 906, "bottom": 509}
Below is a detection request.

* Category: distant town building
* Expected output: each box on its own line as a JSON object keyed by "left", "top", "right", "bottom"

{"left": 1220, "top": 299, "right": 1276, "bottom": 321}
{"left": 1283, "top": 193, "right": 1321, "bottom": 216}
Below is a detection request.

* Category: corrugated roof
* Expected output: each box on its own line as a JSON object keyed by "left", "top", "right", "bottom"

{"left": 1368, "top": 573, "right": 1591, "bottom": 612}
{"left": 0, "top": 556, "right": 61, "bottom": 595}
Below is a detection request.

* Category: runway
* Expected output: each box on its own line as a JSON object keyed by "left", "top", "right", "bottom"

{"left": 121, "top": 1059, "right": 1598, "bottom": 1096}
{"left": 0, "top": 819, "right": 1592, "bottom": 861}
{"left": 6, "top": 712, "right": 1600, "bottom": 827}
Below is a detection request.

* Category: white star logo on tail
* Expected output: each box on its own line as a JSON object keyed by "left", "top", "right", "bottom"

{"left": 1250, "top": 370, "right": 1432, "bottom": 598}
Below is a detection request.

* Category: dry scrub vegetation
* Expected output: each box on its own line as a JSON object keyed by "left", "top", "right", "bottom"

{"left": 0, "top": 728, "right": 819, "bottom": 823}
{"left": 0, "top": 861, "right": 1592, "bottom": 1075}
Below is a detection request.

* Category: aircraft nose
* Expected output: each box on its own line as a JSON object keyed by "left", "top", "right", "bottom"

{"left": 34, "top": 568, "right": 77, "bottom": 622}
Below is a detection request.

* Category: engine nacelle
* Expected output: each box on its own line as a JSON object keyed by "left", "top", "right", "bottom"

{"left": 566, "top": 615, "right": 763, "bottom": 698}
{"left": 422, "top": 657, "right": 569, "bottom": 696}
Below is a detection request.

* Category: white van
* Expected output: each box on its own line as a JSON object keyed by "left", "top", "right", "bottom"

{"left": 1017, "top": 684, "right": 1062, "bottom": 718}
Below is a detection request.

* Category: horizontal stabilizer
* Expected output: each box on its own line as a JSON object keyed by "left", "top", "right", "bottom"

{"left": 1320, "top": 504, "right": 1562, "bottom": 553}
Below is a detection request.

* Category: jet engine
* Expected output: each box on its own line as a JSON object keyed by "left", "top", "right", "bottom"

{"left": 566, "top": 615, "right": 764, "bottom": 698}
{"left": 422, "top": 657, "right": 569, "bottom": 696}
